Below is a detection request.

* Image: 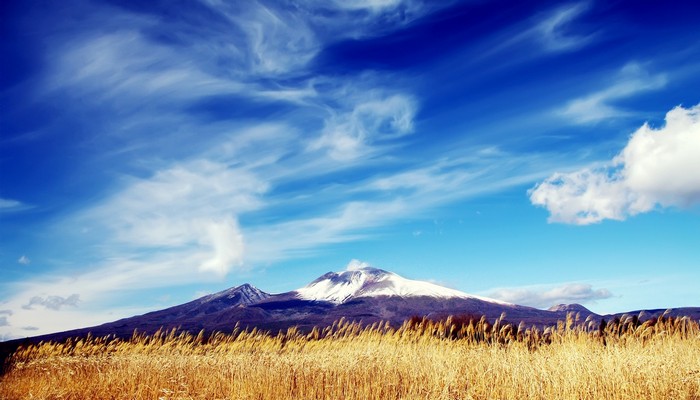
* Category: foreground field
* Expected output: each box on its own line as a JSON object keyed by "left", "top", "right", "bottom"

{"left": 1, "top": 314, "right": 699, "bottom": 400}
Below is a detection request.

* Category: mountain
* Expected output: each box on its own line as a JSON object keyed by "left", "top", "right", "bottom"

{"left": 200, "top": 283, "right": 270, "bottom": 308}
{"left": 548, "top": 303, "right": 593, "bottom": 314}
{"left": 2, "top": 265, "right": 698, "bottom": 354}
{"left": 0, "top": 267, "right": 544, "bottom": 343}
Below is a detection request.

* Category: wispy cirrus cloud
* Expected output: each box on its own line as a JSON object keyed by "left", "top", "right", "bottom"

{"left": 559, "top": 63, "right": 667, "bottom": 124}
{"left": 81, "top": 155, "right": 272, "bottom": 278}
{"left": 330, "top": 0, "right": 405, "bottom": 12}
{"left": 482, "top": 1, "right": 598, "bottom": 60}
{"left": 198, "top": 1, "right": 319, "bottom": 76}
{"left": 0, "top": 198, "right": 22, "bottom": 209}
{"left": 0, "top": 198, "right": 30, "bottom": 213}
{"left": 1, "top": 0, "right": 585, "bottom": 340}
{"left": 0, "top": 138, "right": 553, "bottom": 338}
{"left": 531, "top": 103, "right": 700, "bottom": 224}
{"left": 0, "top": 0, "right": 447, "bottom": 340}
{"left": 532, "top": 1, "right": 597, "bottom": 52}
{"left": 309, "top": 93, "right": 417, "bottom": 161}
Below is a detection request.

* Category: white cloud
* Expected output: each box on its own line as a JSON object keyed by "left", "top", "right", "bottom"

{"left": 87, "top": 158, "right": 267, "bottom": 274}
{"left": 18, "top": 255, "right": 31, "bottom": 265}
{"left": 49, "top": 31, "right": 248, "bottom": 108}
{"left": 533, "top": 2, "right": 595, "bottom": 52}
{"left": 0, "top": 198, "right": 22, "bottom": 209}
{"left": 332, "top": 0, "right": 403, "bottom": 11}
{"left": 2, "top": 0, "right": 584, "bottom": 340}
{"left": 346, "top": 259, "right": 372, "bottom": 271}
{"left": 200, "top": 1, "right": 438, "bottom": 75}
{"left": 560, "top": 63, "right": 667, "bottom": 124}
{"left": 0, "top": 197, "right": 29, "bottom": 213}
{"left": 530, "top": 103, "right": 700, "bottom": 224}
{"left": 488, "top": 283, "right": 612, "bottom": 309}
{"left": 200, "top": 1, "right": 321, "bottom": 76}
{"left": 246, "top": 199, "right": 409, "bottom": 262}
{"left": 240, "top": 5, "right": 318, "bottom": 75}
{"left": 245, "top": 152, "right": 554, "bottom": 263}
{"left": 310, "top": 93, "right": 417, "bottom": 161}
{"left": 306, "top": 0, "right": 434, "bottom": 38}
{"left": 198, "top": 216, "right": 245, "bottom": 275}
{"left": 22, "top": 294, "right": 80, "bottom": 311}
{"left": 0, "top": 1, "right": 447, "bottom": 340}
{"left": 484, "top": 1, "right": 596, "bottom": 60}
{"left": 367, "top": 165, "right": 474, "bottom": 192}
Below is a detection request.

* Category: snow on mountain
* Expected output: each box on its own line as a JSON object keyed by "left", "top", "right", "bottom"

{"left": 200, "top": 283, "right": 270, "bottom": 306}
{"left": 294, "top": 263, "right": 511, "bottom": 305}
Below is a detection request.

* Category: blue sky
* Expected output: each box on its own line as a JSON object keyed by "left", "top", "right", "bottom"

{"left": 1, "top": 0, "right": 699, "bottom": 339}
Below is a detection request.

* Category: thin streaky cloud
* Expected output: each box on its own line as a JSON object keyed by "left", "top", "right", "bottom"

{"left": 0, "top": 198, "right": 30, "bottom": 213}
{"left": 480, "top": 1, "right": 597, "bottom": 62}
{"left": 559, "top": 63, "right": 668, "bottom": 124}
{"left": 534, "top": 1, "right": 597, "bottom": 52}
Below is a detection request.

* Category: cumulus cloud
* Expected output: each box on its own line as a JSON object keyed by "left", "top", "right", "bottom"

{"left": 530, "top": 103, "right": 700, "bottom": 224}
{"left": 0, "top": 317, "right": 9, "bottom": 327}
{"left": 488, "top": 283, "right": 613, "bottom": 309}
{"left": 310, "top": 94, "right": 417, "bottom": 161}
{"left": 346, "top": 259, "right": 371, "bottom": 271}
{"left": 197, "top": 217, "right": 245, "bottom": 275}
{"left": 22, "top": 294, "right": 80, "bottom": 311}
{"left": 18, "top": 255, "right": 31, "bottom": 265}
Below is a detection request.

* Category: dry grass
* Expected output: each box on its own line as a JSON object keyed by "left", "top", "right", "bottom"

{"left": 1, "top": 313, "right": 699, "bottom": 400}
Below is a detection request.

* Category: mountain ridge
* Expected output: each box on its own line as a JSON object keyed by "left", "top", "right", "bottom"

{"left": 2, "top": 266, "right": 698, "bottom": 354}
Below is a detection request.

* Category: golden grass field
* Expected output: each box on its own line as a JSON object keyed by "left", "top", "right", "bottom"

{"left": 1, "top": 313, "right": 699, "bottom": 400}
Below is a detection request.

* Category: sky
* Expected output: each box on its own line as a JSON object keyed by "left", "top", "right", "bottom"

{"left": 1, "top": 0, "right": 699, "bottom": 340}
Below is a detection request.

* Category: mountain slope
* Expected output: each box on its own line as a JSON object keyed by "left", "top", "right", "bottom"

{"left": 548, "top": 303, "right": 593, "bottom": 314}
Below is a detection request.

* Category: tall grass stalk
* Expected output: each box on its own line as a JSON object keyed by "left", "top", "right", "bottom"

{"left": 1, "top": 313, "right": 698, "bottom": 399}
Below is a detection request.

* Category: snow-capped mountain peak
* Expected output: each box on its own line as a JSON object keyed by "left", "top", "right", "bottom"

{"left": 294, "top": 264, "right": 511, "bottom": 305}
